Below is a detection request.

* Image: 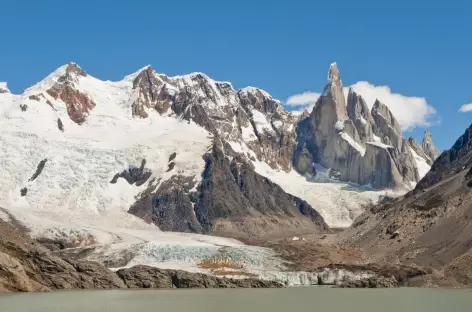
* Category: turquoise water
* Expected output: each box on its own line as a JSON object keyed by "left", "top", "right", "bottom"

{"left": 0, "top": 287, "right": 471, "bottom": 312}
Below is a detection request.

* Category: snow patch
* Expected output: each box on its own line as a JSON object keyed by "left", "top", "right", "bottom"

{"left": 367, "top": 134, "right": 392, "bottom": 149}
{"left": 335, "top": 120, "right": 345, "bottom": 131}
{"left": 409, "top": 147, "right": 430, "bottom": 179}
{"left": 239, "top": 86, "right": 272, "bottom": 99}
{"left": 0, "top": 82, "right": 9, "bottom": 93}
{"left": 340, "top": 132, "right": 366, "bottom": 156}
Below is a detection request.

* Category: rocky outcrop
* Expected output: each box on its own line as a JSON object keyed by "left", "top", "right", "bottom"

{"left": 294, "top": 64, "right": 422, "bottom": 189}
{"left": 129, "top": 175, "right": 202, "bottom": 233}
{"left": 28, "top": 159, "right": 47, "bottom": 182}
{"left": 408, "top": 130, "right": 440, "bottom": 166}
{"left": 130, "top": 66, "right": 176, "bottom": 118}
{"left": 371, "top": 100, "right": 403, "bottom": 150}
{"left": 408, "top": 136, "right": 430, "bottom": 162}
{"left": 422, "top": 129, "right": 440, "bottom": 161}
{"left": 238, "top": 87, "right": 297, "bottom": 171}
{"left": 116, "top": 265, "right": 283, "bottom": 289}
{"left": 0, "top": 218, "right": 127, "bottom": 292}
{"left": 110, "top": 159, "right": 151, "bottom": 186}
{"left": 45, "top": 63, "right": 96, "bottom": 124}
{"left": 347, "top": 88, "right": 374, "bottom": 142}
{"left": 129, "top": 138, "right": 329, "bottom": 239}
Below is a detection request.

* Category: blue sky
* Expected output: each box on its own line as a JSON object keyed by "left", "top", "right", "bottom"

{"left": 0, "top": 0, "right": 470, "bottom": 149}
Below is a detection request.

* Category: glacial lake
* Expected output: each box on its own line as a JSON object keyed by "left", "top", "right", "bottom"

{"left": 0, "top": 287, "right": 471, "bottom": 312}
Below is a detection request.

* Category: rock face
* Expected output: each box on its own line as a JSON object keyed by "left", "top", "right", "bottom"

{"left": 407, "top": 130, "right": 440, "bottom": 166}
{"left": 422, "top": 129, "right": 441, "bottom": 161}
{"left": 45, "top": 63, "right": 96, "bottom": 124}
{"left": 130, "top": 66, "right": 177, "bottom": 118}
{"left": 342, "top": 124, "right": 472, "bottom": 287}
{"left": 238, "top": 87, "right": 297, "bottom": 171}
{"left": 129, "top": 138, "right": 329, "bottom": 239}
{"left": 371, "top": 100, "right": 403, "bottom": 150}
{"left": 110, "top": 159, "right": 152, "bottom": 186}
{"left": 294, "top": 64, "right": 421, "bottom": 189}
{"left": 347, "top": 89, "right": 374, "bottom": 142}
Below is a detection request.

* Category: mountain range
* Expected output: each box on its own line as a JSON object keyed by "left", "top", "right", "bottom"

{"left": 1, "top": 61, "right": 457, "bottom": 289}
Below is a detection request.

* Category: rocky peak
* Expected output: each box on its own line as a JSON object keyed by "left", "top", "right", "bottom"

{"left": 311, "top": 63, "right": 350, "bottom": 136}
{"left": 0, "top": 82, "right": 10, "bottom": 94}
{"left": 407, "top": 136, "right": 433, "bottom": 165}
{"left": 321, "top": 63, "right": 348, "bottom": 120}
{"left": 297, "top": 108, "right": 310, "bottom": 121}
{"left": 422, "top": 129, "right": 440, "bottom": 161}
{"left": 54, "top": 63, "right": 87, "bottom": 85}
{"left": 238, "top": 87, "right": 282, "bottom": 115}
{"left": 371, "top": 100, "right": 403, "bottom": 150}
{"left": 65, "top": 62, "right": 86, "bottom": 77}
{"left": 130, "top": 66, "right": 174, "bottom": 118}
{"left": 238, "top": 86, "right": 297, "bottom": 171}
{"left": 327, "top": 62, "right": 341, "bottom": 85}
{"left": 45, "top": 63, "right": 95, "bottom": 124}
{"left": 132, "top": 66, "right": 159, "bottom": 89}
{"left": 346, "top": 88, "right": 374, "bottom": 142}
{"left": 294, "top": 63, "right": 422, "bottom": 189}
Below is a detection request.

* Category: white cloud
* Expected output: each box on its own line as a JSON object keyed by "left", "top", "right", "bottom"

{"left": 285, "top": 82, "right": 437, "bottom": 131}
{"left": 458, "top": 103, "right": 472, "bottom": 113}
{"left": 347, "top": 82, "right": 436, "bottom": 131}
{"left": 285, "top": 91, "right": 320, "bottom": 106}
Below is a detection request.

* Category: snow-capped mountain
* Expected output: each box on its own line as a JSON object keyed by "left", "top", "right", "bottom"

{"left": 0, "top": 62, "right": 439, "bottom": 278}
{"left": 294, "top": 63, "right": 438, "bottom": 189}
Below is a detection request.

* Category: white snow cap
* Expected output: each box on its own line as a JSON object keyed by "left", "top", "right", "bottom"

{"left": 0, "top": 82, "right": 10, "bottom": 93}
{"left": 239, "top": 86, "right": 271, "bottom": 99}
{"left": 328, "top": 62, "right": 340, "bottom": 83}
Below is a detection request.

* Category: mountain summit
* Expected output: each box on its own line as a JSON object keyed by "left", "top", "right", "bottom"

{"left": 295, "top": 65, "right": 430, "bottom": 189}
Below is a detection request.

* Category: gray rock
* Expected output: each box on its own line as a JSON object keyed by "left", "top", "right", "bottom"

{"left": 238, "top": 87, "right": 298, "bottom": 171}
{"left": 346, "top": 88, "right": 374, "bottom": 142}
{"left": 422, "top": 129, "right": 440, "bottom": 161}
{"left": 294, "top": 64, "right": 421, "bottom": 189}
{"left": 130, "top": 66, "right": 173, "bottom": 118}
{"left": 110, "top": 159, "right": 151, "bottom": 186}
{"left": 371, "top": 99, "right": 403, "bottom": 150}
{"left": 408, "top": 137, "right": 432, "bottom": 164}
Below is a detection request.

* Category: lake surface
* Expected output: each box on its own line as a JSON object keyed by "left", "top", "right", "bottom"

{"left": 0, "top": 287, "right": 471, "bottom": 312}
